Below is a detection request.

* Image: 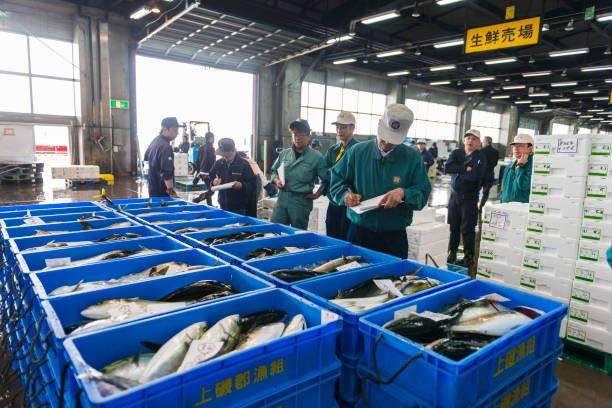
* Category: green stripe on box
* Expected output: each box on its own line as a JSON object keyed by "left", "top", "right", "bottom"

{"left": 529, "top": 210, "right": 545, "bottom": 214}
{"left": 527, "top": 228, "right": 542, "bottom": 233}
{"left": 477, "top": 272, "right": 490, "bottom": 278}
{"left": 571, "top": 295, "right": 589, "bottom": 303}
{"left": 575, "top": 276, "right": 594, "bottom": 283}
{"left": 584, "top": 215, "right": 603, "bottom": 220}
{"left": 535, "top": 152, "right": 550, "bottom": 154}
{"left": 480, "top": 256, "right": 493, "bottom": 260}
{"left": 587, "top": 194, "right": 606, "bottom": 198}
{"left": 589, "top": 172, "right": 607, "bottom": 176}
{"left": 579, "top": 256, "right": 598, "bottom": 261}
{"left": 523, "top": 264, "right": 539, "bottom": 269}
{"left": 570, "top": 315, "right": 588, "bottom": 323}
{"left": 482, "top": 237, "right": 495, "bottom": 241}
{"left": 520, "top": 282, "right": 536, "bottom": 289}
{"left": 531, "top": 191, "right": 547, "bottom": 195}
{"left": 525, "top": 245, "right": 540, "bottom": 250}
{"left": 591, "top": 152, "right": 610, "bottom": 156}
{"left": 534, "top": 171, "right": 550, "bottom": 174}
{"left": 567, "top": 335, "right": 585, "bottom": 342}
{"left": 581, "top": 235, "right": 600, "bottom": 240}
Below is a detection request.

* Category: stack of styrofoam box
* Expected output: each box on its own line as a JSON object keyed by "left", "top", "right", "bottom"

{"left": 260, "top": 197, "right": 277, "bottom": 220}
{"left": 406, "top": 207, "right": 448, "bottom": 266}
{"left": 307, "top": 195, "right": 329, "bottom": 235}
{"left": 477, "top": 202, "right": 529, "bottom": 285}
{"left": 566, "top": 135, "right": 612, "bottom": 353}
{"left": 51, "top": 165, "right": 100, "bottom": 180}
{"left": 174, "top": 153, "right": 189, "bottom": 177}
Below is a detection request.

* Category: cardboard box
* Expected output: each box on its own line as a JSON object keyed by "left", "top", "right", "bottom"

{"left": 568, "top": 300, "right": 612, "bottom": 332}
{"left": 521, "top": 249, "right": 576, "bottom": 279}
{"left": 523, "top": 233, "right": 578, "bottom": 259}
{"left": 566, "top": 322, "right": 612, "bottom": 354}
{"left": 534, "top": 134, "right": 591, "bottom": 156}
{"left": 526, "top": 214, "right": 581, "bottom": 239}
{"left": 479, "top": 242, "right": 522, "bottom": 267}
{"left": 406, "top": 222, "right": 449, "bottom": 245}
{"left": 412, "top": 207, "right": 437, "bottom": 225}
{"left": 480, "top": 225, "right": 525, "bottom": 248}
{"left": 573, "top": 260, "right": 612, "bottom": 289}
{"left": 586, "top": 176, "right": 612, "bottom": 199}
{"left": 532, "top": 155, "right": 589, "bottom": 178}
{"left": 582, "top": 198, "right": 612, "bottom": 223}
{"left": 408, "top": 238, "right": 448, "bottom": 260}
{"left": 530, "top": 175, "right": 586, "bottom": 199}
{"left": 529, "top": 196, "right": 583, "bottom": 219}
{"left": 577, "top": 239, "right": 612, "bottom": 264}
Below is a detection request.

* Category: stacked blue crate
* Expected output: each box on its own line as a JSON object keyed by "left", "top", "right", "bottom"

{"left": 183, "top": 223, "right": 299, "bottom": 249}
{"left": 154, "top": 216, "right": 270, "bottom": 241}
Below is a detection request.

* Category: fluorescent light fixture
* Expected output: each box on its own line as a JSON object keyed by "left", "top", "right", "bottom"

{"left": 593, "top": 96, "right": 609, "bottom": 100}
{"left": 532, "top": 108, "right": 552, "bottom": 113}
{"left": 550, "top": 98, "right": 571, "bottom": 102}
{"left": 470, "top": 76, "right": 496, "bottom": 82}
{"left": 531, "top": 104, "right": 547, "bottom": 107}
{"left": 591, "top": 118, "right": 604, "bottom": 121}
{"left": 361, "top": 10, "right": 400, "bottom": 25}
{"left": 491, "top": 95, "right": 511, "bottom": 99}
{"left": 588, "top": 109, "right": 604, "bottom": 112}
{"left": 333, "top": 58, "right": 357, "bottom": 65}
{"left": 549, "top": 48, "right": 589, "bottom": 57}
{"left": 376, "top": 49, "right": 405, "bottom": 58}
{"left": 529, "top": 92, "right": 550, "bottom": 97}
{"left": 326, "top": 34, "right": 354, "bottom": 45}
{"left": 551, "top": 81, "right": 578, "bottom": 87}
{"left": 151, "top": 6, "right": 161, "bottom": 13}
{"left": 433, "top": 38, "right": 464, "bottom": 48}
{"left": 602, "top": 120, "right": 612, "bottom": 123}
{"left": 596, "top": 12, "right": 612, "bottom": 22}
{"left": 437, "top": 0, "right": 464, "bottom": 4}
{"left": 429, "top": 80, "right": 451, "bottom": 85}
{"left": 430, "top": 64, "right": 456, "bottom": 71}
{"left": 606, "top": 79, "right": 612, "bottom": 83}
{"left": 514, "top": 100, "right": 533, "bottom": 104}
{"left": 579, "top": 115, "right": 594, "bottom": 118}
{"left": 503, "top": 85, "right": 526, "bottom": 90}
{"left": 463, "top": 88, "right": 484, "bottom": 93}
{"left": 387, "top": 70, "right": 410, "bottom": 77}
{"left": 574, "top": 90, "right": 598, "bottom": 94}
{"left": 522, "top": 71, "right": 552, "bottom": 77}
{"left": 130, "top": 6, "right": 151, "bottom": 19}
{"left": 581, "top": 65, "right": 612, "bottom": 72}
{"left": 485, "top": 57, "right": 518, "bottom": 65}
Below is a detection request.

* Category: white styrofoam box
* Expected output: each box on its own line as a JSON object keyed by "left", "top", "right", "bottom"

{"left": 478, "top": 242, "right": 522, "bottom": 267}
{"left": 566, "top": 322, "right": 612, "bottom": 354}
{"left": 533, "top": 134, "right": 590, "bottom": 156}
{"left": 529, "top": 196, "right": 583, "bottom": 219}
{"left": 476, "top": 258, "right": 520, "bottom": 281}
{"left": 582, "top": 198, "right": 612, "bottom": 223}
{"left": 580, "top": 220, "right": 612, "bottom": 244}
{"left": 588, "top": 156, "right": 612, "bottom": 178}
{"left": 51, "top": 165, "right": 100, "bottom": 180}
{"left": 526, "top": 214, "right": 581, "bottom": 239}
{"left": 521, "top": 249, "right": 575, "bottom": 279}
{"left": 578, "top": 239, "right": 611, "bottom": 264}
{"left": 412, "top": 207, "right": 437, "bottom": 225}
{"left": 0, "top": 124, "right": 35, "bottom": 163}
{"left": 435, "top": 214, "right": 446, "bottom": 223}
{"left": 590, "top": 134, "right": 612, "bottom": 158}
{"left": 482, "top": 202, "right": 529, "bottom": 230}
{"left": 570, "top": 280, "right": 612, "bottom": 315}
{"left": 573, "top": 260, "right": 612, "bottom": 289}
{"left": 560, "top": 317, "right": 568, "bottom": 339}
{"left": 480, "top": 225, "right": 525, "bottom": 248}
{"left": 586, "top": 176, "right": 612, "bottom": 199}
{"left": 406, "top": 222, "right": 449, "bottom": 245}
{"left": 410, "top": 251, "right": 447, "bottom": 269}
{"left": 408, "top": 238, "right": 448, "bottom": 260}
{"left": 262, "top": 197, "right": 277, "bottom": 209}
{"left": 523, "top": 233, "right": 578, "bottom": 259}
{"left": 260, "top": 208, "right": 273, "bottom": 219}
{"left": 568, "top": 300, "right": 612, "bottom": 332}
{"left": 532, "top": 155, "right": 589, "bottom": 178}
{"left": 484, "top": 264, "right": 572, "bottom": 303}
{"left": 530, "top": 175, "right": 586, "bottom": 199}
{"left": 174, "top": 153, "right": 189, "bottom": 177}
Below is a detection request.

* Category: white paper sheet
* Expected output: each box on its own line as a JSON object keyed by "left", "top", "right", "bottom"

{"left": 278, "top": 163, "right": 286, "bottom": 185}
{"left": 211, "top": 182, "right": 235, "bottom": 192}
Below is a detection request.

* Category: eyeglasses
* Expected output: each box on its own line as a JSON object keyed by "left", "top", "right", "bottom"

{"left": 292, "top": 133, "right": 309, "bottom": 139}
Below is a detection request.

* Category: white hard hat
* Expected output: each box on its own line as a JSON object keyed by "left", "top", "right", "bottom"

{"left": 332, "top": 111, "right": 356, "bottom": 125}
{"left": 511, "top": 134, "right": 535, "bottom": 145}
{"left": 377, "top": 104, "right": 414, "bottom": 144}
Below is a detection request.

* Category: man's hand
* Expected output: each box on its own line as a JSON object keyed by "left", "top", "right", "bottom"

{"left": 466, "top": 165, "right": 473, "bottom": 172}
{"left": 213, "top": 177, "right": 222, "bottom": 186}
{"left": 302, "top": 191, "right": 322, "bottom": 200}
{"left": 273, "top": 177, "right": 284, "bottom": 189}
{"left": 517, "top": 153, "right": 529, "bottom": 166}
{"left": 166, "top": 187, "right": 179, "bottom": 199}
{"left": 232, "top": 181, "right": 242, "bottom": 189}
{"left": 378, "top": 188, "right": 405, "bottom": 209}
{"left": 344, "top": 192, "right": 361, "bottom": 207}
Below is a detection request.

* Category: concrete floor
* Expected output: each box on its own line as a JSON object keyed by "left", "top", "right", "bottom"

{"left": 0, "top": 173, "right": 611, "bottom": 407}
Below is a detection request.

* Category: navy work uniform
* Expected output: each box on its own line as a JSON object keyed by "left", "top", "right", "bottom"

{"left": 144, "top": 134, "right": 175, "bottom": 198}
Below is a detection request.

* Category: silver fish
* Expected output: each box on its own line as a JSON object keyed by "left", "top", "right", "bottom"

{"left": 234, "top": 322, "right": 285, "bottom": 351}
{"left": 450, "top": 312, "right": 532, "bottom": 337}
{"left": 102, "top": 352, "right": 154, "bottom": 383}
{"left": 313, "top": 256, "right": 365, "bottom": 273}
{"left": 330, "top": 293, "right": 390, "bottom": 313}
{"left": 282, "top": 314, "right": 306, "bottom": 337}
{"left": 80, "top": 298, "right": 187, "bottom": 320}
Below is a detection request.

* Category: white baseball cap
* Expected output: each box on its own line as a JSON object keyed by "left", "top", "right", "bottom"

{"left": 464, "top": 129, "right": 481, "bottom": 139}
{"left": 511, "top": 134, "right": 534, "bottom": 145}
{"left": 377, "top": 104, "right": 414, "bottom": 144}
{"left": 416, "top": 139, "right": 427, "bottom": 144}
{"left": 332, "top": 111, "right": 356, "bottom": 125}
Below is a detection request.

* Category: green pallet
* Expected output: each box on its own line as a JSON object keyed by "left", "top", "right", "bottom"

{"left": 563, "top": 338, "right": 612, "bottom": 375}
{"left": 0, "top": 173, "right": 42, "bottom": 181}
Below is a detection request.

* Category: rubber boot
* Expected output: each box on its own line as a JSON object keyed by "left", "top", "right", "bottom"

{"left": 458, "top": 233, "right": 476, "bottom": 267}
{"left": 447, "top": 228, "right": 460, "bottom": 264}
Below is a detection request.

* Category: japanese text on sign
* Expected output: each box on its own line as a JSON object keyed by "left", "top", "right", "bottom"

{"left": 492, "top": 377, "right": 531, "bottom": 408}
{"left": 494, "top": 335, "right": 536, "bottom": 378}
{"left": 465, "top": 17, "right": 540, "bottom": 54}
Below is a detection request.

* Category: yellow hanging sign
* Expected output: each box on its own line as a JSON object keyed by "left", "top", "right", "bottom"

{"left": 505, "top": 6, "right": 515, "bottom": 20}
{"left": 465, "top": 16, "right": 540, "bottom": 54}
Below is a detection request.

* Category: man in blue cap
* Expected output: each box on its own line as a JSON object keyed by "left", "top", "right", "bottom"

{"left": 144, "top": 117, "right": 180, "bottom": 198}
{"left": 311, "top": 139, "right": 321, "bottom": 152}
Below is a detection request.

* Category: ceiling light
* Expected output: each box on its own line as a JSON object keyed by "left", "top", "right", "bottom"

{"left": 503, "top": 85, "right": 526, "bottom": 90}
{"left": 411, "top": 8, "right": 420, "bottom": 18}
{"left": 470, "top": 76, "right": 495, "bottom": 82}
{"left": 387, "top": 70, "right": 410, "bottom": 77}
{"left": 376, "top": 49, "right": 405, "bottom": 58}
{"left": 529, "top": 56, "right": 535, "bottom": 64}
{"left": 333, "top": 58, "right": 357, "bottom": 65}
{"left": 361, "top": 10, "right": 400, "bottom": 25}
{"left": 529, "top": 92, "right": 550, "bottom": 97}
{"left": 515, "top": 100, "right": 533, "bottom": 104}
{"left": 542, "top": 24, "right": 549, "bottom": 31}
{"left": 485, "top": 57, "right": 518, "bottom": 65}
{"left": 591, "top": 118, "right": 604, "bottom": 121}
{"left": 430, "top": 80, "right": 451, "bottom": 85}
{"left": 579, "top": 115, "right": 594, "bottom": 118}
{"left": 522, "top": 71, "right": 552, "bottom": 77}
{"left": 433, "top": 39, "right": 464, "bottom": 48}
{"left": 325, "top": 34, "right": 354, "bottom": 45}
{"left": 605, "top": 47, "right": 612, "bottom": 56}
{"left": 414, "top": 48, "right": 422, "bottom": 56}
{"left": 531, "top": 104, "right": 547, "bottom": 107}
{"left": 550, "top": 98, "right": 571, "bottom": 102}
{"left": 151, "top": 6, "right": 161, "bottom": 13}
{"left": 588, "top": 109, "right": 604, "bottom": 112}
{"left": 574, "top": 90, "right": 598, "bottom": 94}
{"left": 561, "top": 69, "right": 567, "bottom": 77}
{"left": 581, "top": 65, "right": 612, "bottom": 72}
{"left": 456, "top": 80, "right": 462, "bottom": 85}
{"left": 417, "top": 72, "right": 423, "bottom": 76}
{"left": 491, "top": 95, "right": 510, "bottom": 99}
{"left": 430, "top": 64, "right": 456, "bottom": 71}
{"left": 463, "top": 88, "right": 484, "bottom": 93}
{"left": 596, "top": 12, "right": 612, "bottom": 22}
{"left": 549, "top": 48, "right": 589, "bottom": 57}
{"left": 467, "top": 65, "right": 473, "bottom": 71}
{"left": 437, "top": 0, "right": 464, "bottom": 4}
{"left": 551, "top": 81, "right": 578, "bottom": 87}
{"left": 602, "top": 120, "right": 612, "bottom": 123}
{"left": 130, "top": 6, "right": 151, "bottom": 19}
{"left": 565, "top": 19, "right": 574, "bottom": 31}
{"left": 593, "top": 96, "right": 609, "bottom": 100}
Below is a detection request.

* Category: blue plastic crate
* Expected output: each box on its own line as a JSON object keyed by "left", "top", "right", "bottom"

{"left": 38, "top": 264, "right": 273, "bottom": 387}
{"left": 292, "top": 260, "right": 469, "bottom": 362}
{"left": 17, "top": 235, "right": 191, "bottom": 273}
{"left": 183, "top": 223, "right": 299, "bottom": 249}
{"left": 2, "top": 217, "right": 139, "bottom": 240}
{"left": 0, "top": 205, "right": 102, "bottom": 220}
{"left": 0, "top": 201, "right": 96, "bottom": 212}
{"left": 137, "top": 209, "right": 235, "bottom": 226}
{"left": 356, "top": 346, "right": 562, "bottom": 408}
{"left": 122, "top": 205, "right": 211, "bottom": 218}
{"left": 357, "top": 280, "right": 567, "bottom": 408}
{"left": 0, "top": 210, "right": 121, "bottom": 228}
{"left": 447, "top": 263, "right": 469, "bottom": 275}
{"left": 94, "top": 197, "right": 191, "bottom": 211}
{"left": 243, "top": 244, "right": 401, "bottom": 290}
{"left": 63, "top": 288, "right": 341, "bottom": 408}
{"left": 153, "top": 216, "right": 269, "bottom": 237}
{"left": 215, "top": 232, "right": 346, "bottom": 265}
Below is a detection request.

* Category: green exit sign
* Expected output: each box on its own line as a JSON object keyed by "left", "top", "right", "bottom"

{"left": 111, "top": 99, "right": 129, "bottom": 109}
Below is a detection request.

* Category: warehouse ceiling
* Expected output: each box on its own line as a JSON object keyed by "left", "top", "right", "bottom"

{"left": 65, "top": 0, "right": 612, "bottom": 124}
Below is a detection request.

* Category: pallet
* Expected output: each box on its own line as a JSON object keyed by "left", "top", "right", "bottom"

{"left": 0, "top": 173, "right": 43, "bottom": 184}
{"left": 0, "top": 163, "right": 44, "bottom": 176}
{"left": 65, "top": 178, "right": 108, "bottom": 188}
{"left": 563, "top": 338, "right": 612, "bottom": 376}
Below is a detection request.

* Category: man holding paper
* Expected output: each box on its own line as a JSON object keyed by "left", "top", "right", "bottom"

{"left": 208, "top": 138, "right": 256, "bottom": 215}
{"left": 330, "top": 104, "right": 431, "bottom": 258}
{"left": 270, "top": 119, "right": 329, "bottom": 229}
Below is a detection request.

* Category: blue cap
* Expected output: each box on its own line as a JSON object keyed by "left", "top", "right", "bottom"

{"left": 311, "top": 139, "right": 320, "bottom": 146}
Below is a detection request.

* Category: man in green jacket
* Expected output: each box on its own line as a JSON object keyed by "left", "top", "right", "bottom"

{"left": 500, "top": 134, "right": 534, "bottom": 203}
{"left": 330, "top": 104, "right": 431, "bottom": 258}
{"left": 270, "top": 119, "right": 329, "bottom": 229}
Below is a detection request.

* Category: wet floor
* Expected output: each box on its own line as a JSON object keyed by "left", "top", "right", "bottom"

{"left": 0, "top": 173, "right": 610, "bottom": 407}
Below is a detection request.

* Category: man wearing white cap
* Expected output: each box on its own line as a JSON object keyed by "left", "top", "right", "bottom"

{"left": 330, "top": 104, "right": 431, "bottom": 258}
{"left": 320, "top": 111, "right": 359, "bottom": 240}
{"left": 500, "top": 134, "right": 534, "bottom": 203}
{"left": 416, "top": 139, "right": 435, "bottom": 171}
{"left": 444, "top": 129, "right": 487, "bottom": 267}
